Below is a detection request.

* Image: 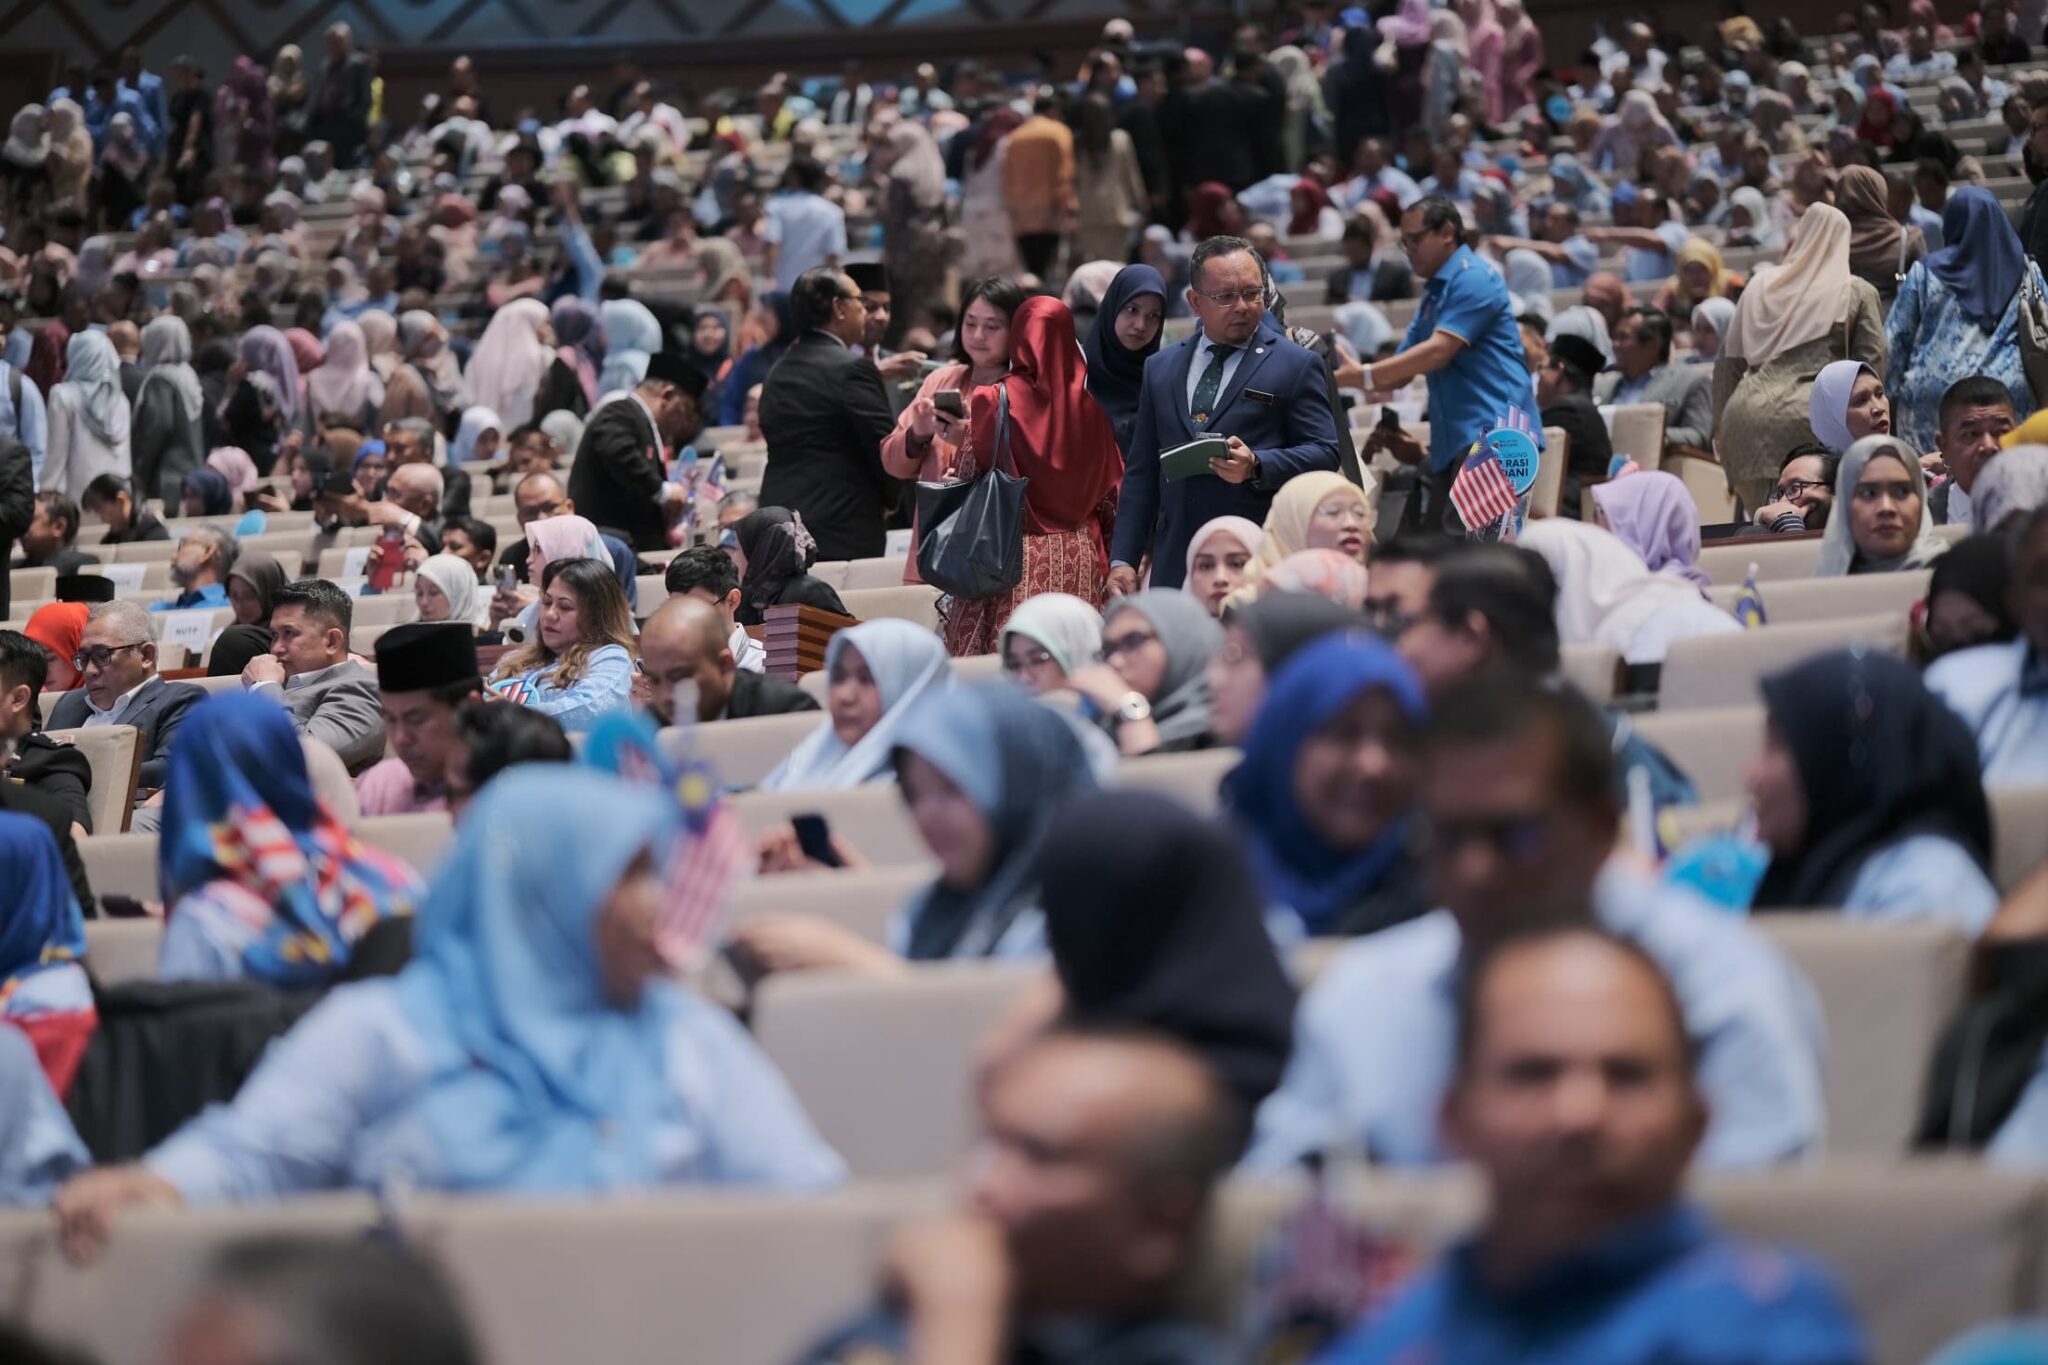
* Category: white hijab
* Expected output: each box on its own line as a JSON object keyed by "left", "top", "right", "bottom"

{"left": 464, "top": 298, "right": 555, "bottom": 429}
{"left": 761, "top": 620, "right": 952, "bottom": 792}
{"left": 416, "top": 553, "right": 487, "bottom": 629}
{"left": 1519, "top": 518, "right": 1740, "bottom": 664}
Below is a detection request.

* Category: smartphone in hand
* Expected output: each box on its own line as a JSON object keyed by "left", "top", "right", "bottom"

{"left": 933, "top": 390, "right": 966, "bottom": 418}
{"left": 791, "top": 813, "right": 845, "bottom": 868}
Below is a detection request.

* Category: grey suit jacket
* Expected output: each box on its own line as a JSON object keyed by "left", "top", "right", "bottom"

{"left": 255, "top": 660, "right": 386, "bottom": 775}
{"left": 1596, "top": 363, "right": 1715, "bottom": 450}
{"left": 46, "top": 673, "right": 206, "bottom": 789}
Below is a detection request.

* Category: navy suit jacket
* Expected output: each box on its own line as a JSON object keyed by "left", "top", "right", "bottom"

{"left": 1109, "top": 316, "right": 1341, "bottom": 589}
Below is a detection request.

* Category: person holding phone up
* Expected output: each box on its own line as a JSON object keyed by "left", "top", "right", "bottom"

{"left": 881, "top": 277, "right": 1029, "bottom": 584}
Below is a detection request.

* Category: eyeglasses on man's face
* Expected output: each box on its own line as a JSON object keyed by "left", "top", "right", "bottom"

{"left": 74, "top": 642, "right": 145, "bottom": 673}
{"left": 1192, "top": 286, "right": 1266, "bottom": 308}
{"left": 1774, "top": 478, "right": 1827, "bottom": 501}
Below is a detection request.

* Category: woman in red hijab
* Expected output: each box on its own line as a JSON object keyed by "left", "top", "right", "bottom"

{"left": 1288, "top": 178, "right": 1340, "bottom": 239}
{"left": 22, "top": 322, "right": 68, "bottom": 395}
{"left": 942, "top": 296, "right": 1124, "bottom": 656}
{"left": 1856, "top": 88, "right": 1902, "bottom": 149}
{"left": 1184, "top": 183, "right": 1246, "bottom": 242}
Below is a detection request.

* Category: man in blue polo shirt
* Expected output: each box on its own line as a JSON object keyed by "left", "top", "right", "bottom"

{"left": 1317, "top": 926, "right": 1866, "bottom": 1364}
{"left": 1359, "top": 196, "right": 1537, "bottom": 535}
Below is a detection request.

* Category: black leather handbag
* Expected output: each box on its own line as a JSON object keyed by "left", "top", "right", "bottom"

{"left": 913, "top": 386, "right": 1029, "bottom": 598}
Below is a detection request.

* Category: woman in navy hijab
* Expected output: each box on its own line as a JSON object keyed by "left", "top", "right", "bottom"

{"left": 1081, "top": 263, "right": 1167, "bottom": 453}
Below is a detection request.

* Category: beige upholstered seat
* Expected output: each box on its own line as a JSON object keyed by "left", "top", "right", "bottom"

{"left": 1659, "top": 612, "right": 1907, "bottom": 710}
{"left": 83, "top": 918, "right": 161, "bottom": 986}
{"left": 1607, "top": 403, "right": 1666, "bottom": 471}
{"left": 836, "top": 585, "right": 942, "bottom": 631}
{"left": 1752, "top": 916, "right": 1970, "bottom": 1155}
{"left": 1629, "top": 705, "right": 1766, "bottom": 803}
{"left": 1697, "top": 535, "right": 1826, "bottom": 584}
{"left": 1559, "top": 642, "right": 1623, "bottom": 703}
{"left": 1705, "top": 571, "right": 1929, "bottom": 625}
{"left": 41, "top": 724, "right": 139, "bottom": 834}
{"left": 753, "top": 961, "right": 1039, "bottom": 1178}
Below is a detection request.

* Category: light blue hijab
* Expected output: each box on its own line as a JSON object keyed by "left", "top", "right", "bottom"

{"left": 761, "top": 620, "right": 951, "bottom": 791}
{"left": 597, "top": 299, "right": 663, "bottom": 395}
{"left": 391, "top": 766, "right": 686, "bottom": 1192}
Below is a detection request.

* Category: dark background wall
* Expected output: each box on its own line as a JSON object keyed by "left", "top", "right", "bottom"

{"left": 0, "top": 0, "right": 1856, "bottom": 130}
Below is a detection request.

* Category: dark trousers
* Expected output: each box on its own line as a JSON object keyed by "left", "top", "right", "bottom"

{"left": 1016, "top": 233, "right": 1062, "bottom": 277}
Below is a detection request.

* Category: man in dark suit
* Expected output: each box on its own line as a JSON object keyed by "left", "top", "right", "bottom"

{"left": 45, "top": 600, "right": 204, "bottom": 795}
{"left": 0, "top": 628, "right": 92, "bottom": 835}
{"left": 633, "top": 597, "right": 818, "bottom": 727}
{"left": 757, "top": 266, "right": 899, "bottom": 562}
{"left": 1109, "top": 236, "right": 1342, "bottom": 592}
{"left": 0, "top": 438, "right": 30, "bottom": 619}
{"left": 565, "top": 350, "right": 704, "bottom": 554}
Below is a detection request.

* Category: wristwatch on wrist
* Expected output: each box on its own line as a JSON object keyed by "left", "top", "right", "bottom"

{"left": 1116, "top": 691, "right": 1153, "bottom": 724}
{"left": 1247, "top": 454, "right": 1265, "bottom": 489}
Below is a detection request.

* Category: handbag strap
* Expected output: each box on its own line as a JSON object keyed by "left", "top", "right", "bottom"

{"left": 990, "top": 384, "right": 1017, "bottom": 478}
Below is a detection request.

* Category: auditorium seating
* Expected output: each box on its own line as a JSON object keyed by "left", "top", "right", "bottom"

{"left": 1705, "top": 570, "right": 1932, "bottom": 625}
{"left": 1629, "top": 705, "right": 1765, "bottom": 803}
{"left": 43, "top": 724, "right": 140, "bottom": 835}
{"left": 1658, "top": 612, "right": 1909, "bottom": 710}
{"left": 836, "top": 585, "right": 943, "bottom": 631}
{"left": 1, "top": 1161, "right": 2042, "bottom": 1365}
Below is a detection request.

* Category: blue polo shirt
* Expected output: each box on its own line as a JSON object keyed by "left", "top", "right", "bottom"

{"left": 1404, "top": 244, "right": 1541, "bottom": 472}
{"left": 1318, "top": 1205, "right": 1867, "bottom": 1364}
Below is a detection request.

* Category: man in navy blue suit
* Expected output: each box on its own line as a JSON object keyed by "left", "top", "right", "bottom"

{"left": 1108, "top": 236, "right": 1341, "bottom": 593}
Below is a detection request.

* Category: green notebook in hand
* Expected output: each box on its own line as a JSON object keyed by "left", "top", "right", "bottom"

{"left": 1160, "top": 436, "right": 1229, "bottom": 482}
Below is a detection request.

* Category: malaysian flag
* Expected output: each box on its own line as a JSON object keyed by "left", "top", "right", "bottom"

{"left": 1734, "top": 566, "right": 1768, "bottom": 628}
{"left": 1450, "top": 440, "right": 1521, "bottom": 535}
{"left": 582, "top": 713, "right": 752, "bottom": 971}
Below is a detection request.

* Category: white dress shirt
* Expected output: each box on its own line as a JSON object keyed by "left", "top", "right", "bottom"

{"left": 83, "top": 676, "right": 151, "bottom": 727}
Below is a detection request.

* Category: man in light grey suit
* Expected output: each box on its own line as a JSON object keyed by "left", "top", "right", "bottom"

{"left": 241, "top": 578, "right": 385, "bottom": 774}
{"left": 1594, "top": 308, "right": 1715, "bottom": 453}
{"left": 46, "top": 599, "right": 205, "bottom": 794}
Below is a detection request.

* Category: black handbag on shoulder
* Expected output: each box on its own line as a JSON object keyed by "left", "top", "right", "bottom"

{"left": 913, "top": 386, "right": 1029, "bottom": 598}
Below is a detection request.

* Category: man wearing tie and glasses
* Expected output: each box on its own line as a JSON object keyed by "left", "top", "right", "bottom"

{"left": 1108, "top": 235, "right": 1342, "bottom": 593}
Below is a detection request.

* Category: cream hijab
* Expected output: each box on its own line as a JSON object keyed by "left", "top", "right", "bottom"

{"left": 1722, "top": 203, "right": 1856, "bottom": 362}
{"left": 1225, "top": 471, "right": 1374, "bottom": 613}
{"left": 417, "top": 554, "right": 487, "bottom": 629}
{"left": 1817, "top": 434, "right": 1950, "bottom": 575}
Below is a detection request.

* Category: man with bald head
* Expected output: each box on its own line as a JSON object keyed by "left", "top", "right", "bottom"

{"left": 802, "top": 1027, "right": 1235, "bottom": 1364}
{"left": 1319, "top": 929, "right": 1865, "bottom": 1362}
{"left": 1582, "top": 271, "right": 1627, "bottom": 333}
{"left": 632, "top": 597, "right": 815, "bottom": 726}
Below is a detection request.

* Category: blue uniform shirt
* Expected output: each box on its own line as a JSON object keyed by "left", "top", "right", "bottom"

{"left": 1318, "top": 1204, "right": 1868, "bottom": 1364}
{"left": 1404, "top": 245, "right": 1541, "bottom": 472}
{"left": 1927, "top": 638, "right": 2048, "bottom": 788}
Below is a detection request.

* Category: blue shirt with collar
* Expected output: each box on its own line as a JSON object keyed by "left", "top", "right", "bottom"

{"left": 1318, "top": 1204, "right": 1868, "bottom": 1364}
{"left": 1245, "top": 860, "right": 1825, "bottom": 1171}
{"left": 1403, "top": 244, "right": 1545, "bottom": 472}
{"left": 149, "top": 581, "right": 230, "bottom": 613}
{"left": 150, "top": 582, "right": 230, "bottom": 613}
{"left": 1183, "top": 333, "right": 1249, "bottom": 414}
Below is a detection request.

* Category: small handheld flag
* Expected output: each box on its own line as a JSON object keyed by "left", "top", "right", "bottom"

{"left": 1733, "top": 564, "right": 1767, "bottom": 628}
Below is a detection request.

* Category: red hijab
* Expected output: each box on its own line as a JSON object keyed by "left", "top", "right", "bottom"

{"left": 1185, "top": 183, "right": 1239, "bottom": 240}
{"left": 968, "top": 296, "right": 1124, "bottom": 541}
{"left": 1288, "top": 178, "right": 1334, "bottom": 237}
{"left": 23, "top": 323, "right": 68, "bottom": 393}
{"left": 1856, "top": 88, "right": 1900, "bottom": 147}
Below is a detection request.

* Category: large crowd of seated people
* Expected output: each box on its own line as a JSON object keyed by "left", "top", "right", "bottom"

{"left": 9, "top": 3, "right": 2048, "bottom": 1360}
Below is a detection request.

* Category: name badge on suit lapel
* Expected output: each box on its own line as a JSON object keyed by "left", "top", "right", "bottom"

{"left": 1244, "top": 389, "right": 1276, "bottom": 405}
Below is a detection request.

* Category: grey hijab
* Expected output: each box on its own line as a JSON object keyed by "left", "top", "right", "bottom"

{"left": 1971, "top": 446, "right": 2048, "bottom": 535}
{"left": 1104, "top": 590, "right": 1224, "bottom": 744}
{"left": 139, "top": 315, "right": 203, "bottom": 423}
{"left": 1817, "top": 434, "right": 1949, "bottom": 576}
